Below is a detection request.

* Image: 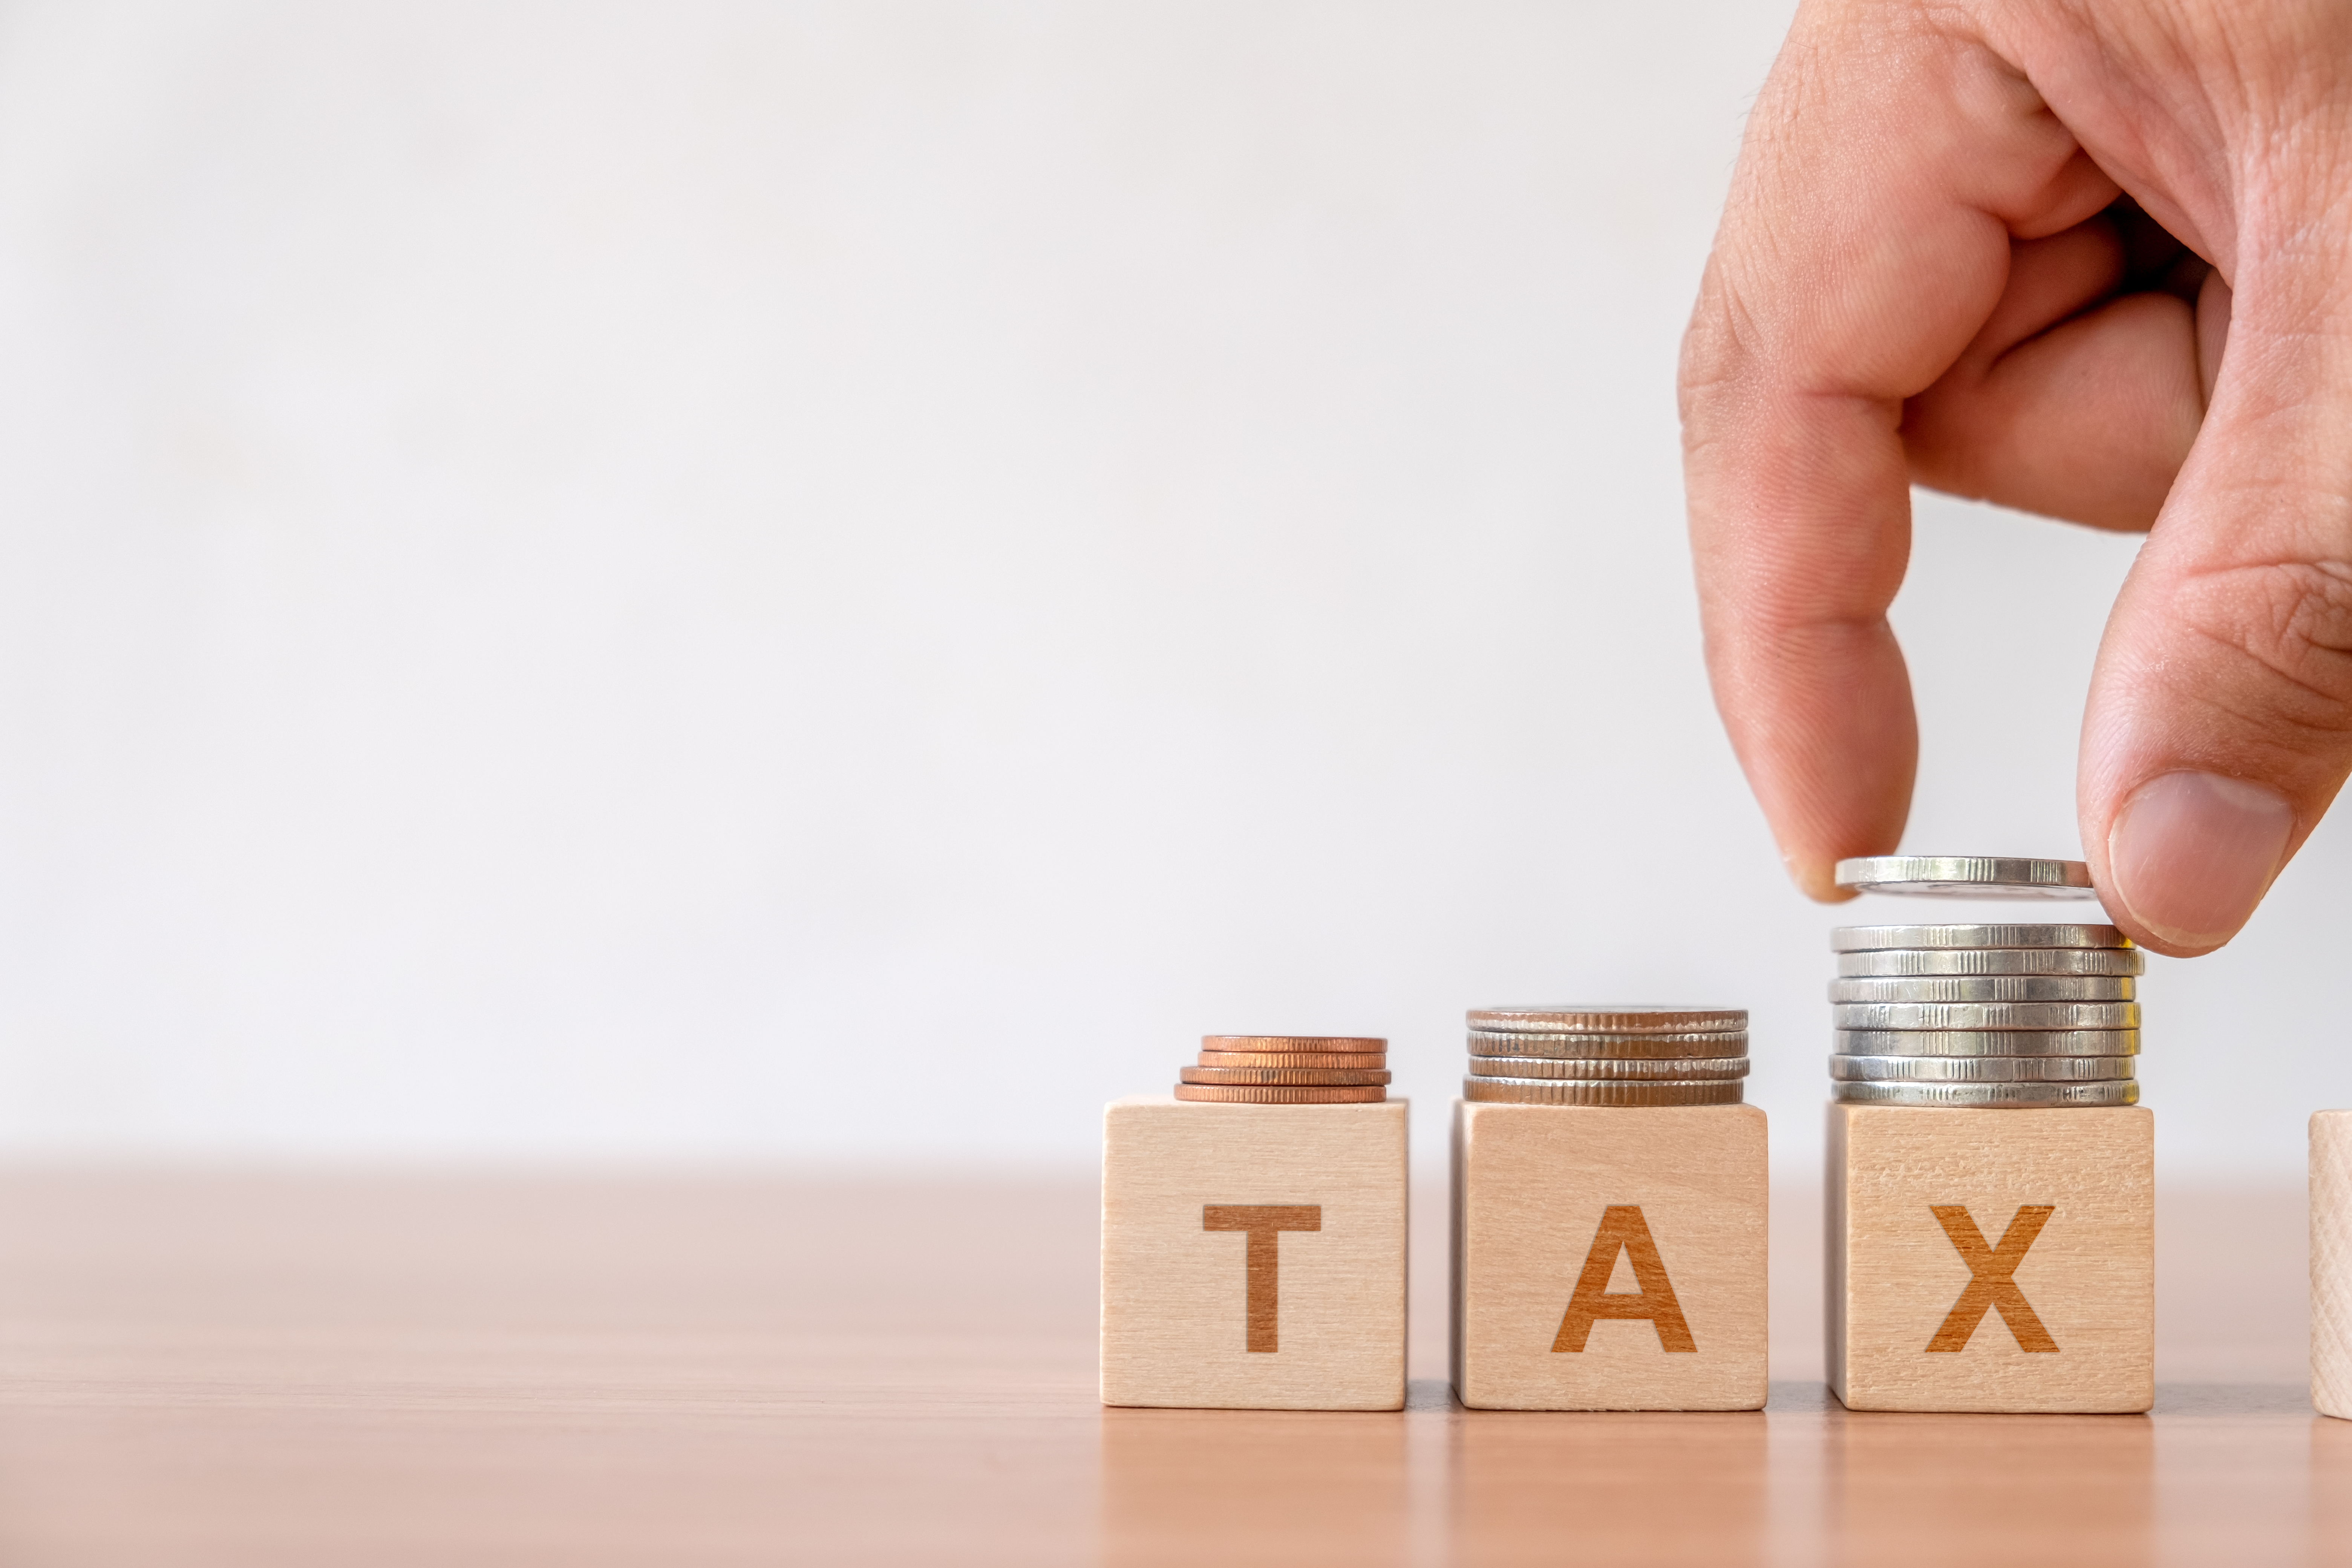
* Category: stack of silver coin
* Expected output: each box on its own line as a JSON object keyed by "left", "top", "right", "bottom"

{"left": 1829, "top": 857, "right": 2141, "bottom": 1107}
{"left": 1463, "top": 1006, "right": 1749, "bottom": 1104}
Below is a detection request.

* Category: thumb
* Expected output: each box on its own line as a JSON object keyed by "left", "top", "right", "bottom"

{"left": 2082, "top": 250, "right": 2352, "bottom": 956}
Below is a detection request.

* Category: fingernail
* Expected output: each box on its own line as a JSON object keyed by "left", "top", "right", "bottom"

{"left": 2107, "top": 771, "right": 2294, "bottom": 949}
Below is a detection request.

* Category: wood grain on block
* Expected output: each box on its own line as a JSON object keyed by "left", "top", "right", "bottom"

{"left": 2311, "top": 1112, "right": 2352, "bottom": 1417}
{"left": 1828, "top": 1102, "right": 2153, "bottom": 1413}
{"left": 1451, "top": 1100, "right": 1767, "bottom": 1410}
{"left": 1101, "top": 1094, "right": 1406, "bottom": 1410}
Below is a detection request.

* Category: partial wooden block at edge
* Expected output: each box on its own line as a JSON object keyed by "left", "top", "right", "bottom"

{"left": 1100, "top": 1093, "right": 1407, "bottom": 1410}
{"left": 1451, "top": 1099, "right": 1767, "bottom": 1411}
{"left": 2312, "top": 1111, "right": 2352, "bottom": 1418}
{"left": 1828, "top": 1102, "right": 2153, "bottom": 1413}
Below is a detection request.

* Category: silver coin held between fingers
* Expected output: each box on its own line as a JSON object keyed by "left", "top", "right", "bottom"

{"left": 1829, "top": 1054, "right": 2137, "bottom": 1082}
{"left": 1828, "top": 975, "right": 2135, "bottom": 1004}
{"left": 1834, "top": 1028, "right": 2139, "bottom": 1057}
{"left": 1466, "top": 1055, "right": 1751, "bottom": 1081}
{"left": 1834, "top": 856, "right": 2098, "bottom": 898}
{"left": 1833, "top": 1079, "right": 2139, "bottom": 1107}
{"left": 1837, "top": 947, "right": 2144, "bottom": 977}
{"left": 1832, "top": 924, "right": 2130, "bottom": 951}
{"left": 1832, "top": 1000, "right": 2140, "bottom": 1031}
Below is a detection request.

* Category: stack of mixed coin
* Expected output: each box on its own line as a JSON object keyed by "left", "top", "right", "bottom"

{"left": 1174, "top": 1036, "right": 1390, "bottom": 1102}
{"left": 1830, "top": 857, "right": 2141, "bottom": 1107}
{"left": 1462, "top": 1007, "right": 1749, "bottom": 1104}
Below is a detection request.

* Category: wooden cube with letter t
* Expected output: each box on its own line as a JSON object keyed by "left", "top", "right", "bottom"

{"left": 1450, "top": 1101, "right": 1768, "bottom": 1410}
{"left": 1099, "top": 1094, "right": 1407, "bottom": 1410}
{"left": 1828, "top": 1103, "right": 2153, "bottom": 1412}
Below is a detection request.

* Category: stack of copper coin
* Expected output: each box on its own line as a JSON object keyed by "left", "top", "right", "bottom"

{"left": 1462, "top": 1007, "right": 1749, "bottom": 1104}
{"left": 1174, "top": 1036, "right": 1390, "bottom": 1103}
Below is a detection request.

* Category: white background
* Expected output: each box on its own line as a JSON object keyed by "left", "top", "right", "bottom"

{"left": 0, "top": 1, "right": 2334, "bottom": 1176}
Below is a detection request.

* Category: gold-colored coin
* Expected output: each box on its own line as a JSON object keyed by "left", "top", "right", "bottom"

{"left": 1174, "top": 1084, "right": 1388, "bottom": 1104}
{"left": 1202, "top": 1035, "right": 1386, "bottom": 1053}
{"left": 1197, "top": 1050, "right": 1387, "bottom": 1069}
{"left": 1468, "top": 1007, "right": 1746, "bottom": 1035}
{"left": 1467, "top": 1029, "right": 1746, "bottom": 1060}
{"left": 1466, "top": 1055, "right": 1748, "bottom": 1081}
{"left": 1181, "top": 1066, "right": 1392, "bottom": 1086}
{"left": 1462, "top": 1076, "right": 1744, "bottom": 1106}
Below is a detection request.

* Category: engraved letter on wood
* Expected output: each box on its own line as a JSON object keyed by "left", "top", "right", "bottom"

{"left": 1552, "top": 1204, "right": 1696, "bottom": 1353}
{"left": 1202, "top": 1204, "right": 1322, "bottom": 1352}
{"left": 1926, "top": 1204, "right": 2059, "bottom": 1353}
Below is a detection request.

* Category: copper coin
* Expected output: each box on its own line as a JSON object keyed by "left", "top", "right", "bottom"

{"left": 1467, "top": 1029, "right": 1746, "bottom": 1060}
{"left": 1181, "top": 1066, "right": 1392, "bottom": 1086}
{"left": 1197, "top": 1050, "right": 1387, "bottom": 1069}
{"left": 1202, "top": 1035, "right": 1386, "bottom": 1053}
{"left": 1173, "top": 1084, "right": 1387, "bottom": 1104}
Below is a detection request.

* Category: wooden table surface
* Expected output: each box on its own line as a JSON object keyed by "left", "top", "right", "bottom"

{"left": 0, "top": 1165, "right": 2333, "bottom": 1566}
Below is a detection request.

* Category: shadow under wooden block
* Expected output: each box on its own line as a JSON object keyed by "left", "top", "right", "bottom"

{"left": 1451, "top": 1099, "right": 1768, "bottom": 1410}
{"left": 1828, "top": 1102, "right": 2153, "bottom": 1413}
{"left": 1100, "top": 1095, "right": 1407, "bottom": 1410}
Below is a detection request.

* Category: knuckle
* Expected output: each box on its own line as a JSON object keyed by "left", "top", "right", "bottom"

{"left": 2178, "top": 559, "right": 2352, "bottom": 739}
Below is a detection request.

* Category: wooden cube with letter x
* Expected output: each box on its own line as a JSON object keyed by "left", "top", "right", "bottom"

{"left": 1099, "top": 1068, "right": 1407, "bottom": 1410}
{"left": 1450, "top": 1096, "right": 1769, "bottom": 1412}
{"left": 1828, "top": 1103, "right": 2154, "bottom": 1412}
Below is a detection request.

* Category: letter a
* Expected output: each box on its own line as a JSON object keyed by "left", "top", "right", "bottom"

{"left": 1553, "top": 1204, "right": 1697, "bottom": 1352}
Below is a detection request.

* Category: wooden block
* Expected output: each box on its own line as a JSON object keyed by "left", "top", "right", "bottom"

{"left": 1450, "top": 1099, "right": 1767, "bottom": 1410}
{"left": 1099, "top": 1093, "right": 1406, "bottom": 1410}
{"left": 1828, "top": 1102, "right": 2153, "bottom": 1412}
{"left": 2312, "top": 1111, "right": 2352, "bottom": 1418}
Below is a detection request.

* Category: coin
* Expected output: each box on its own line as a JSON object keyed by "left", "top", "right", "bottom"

{"left": 1831, "top": 1001, "right": 2140, "bottom": 1031}
{"left": 1828, "top": 975, "right": 2135, "bottom": 1004}
{"left": 1829, "top": 1054, "right": 2136, "bottom": 1082}
{"left": 1466, "top": 1055, "right": 1750, "bottom": 1081}
{"left": 1173, "top": 1084, "right": 1388, "bottom": 1104}
{"left": 1468, "top": 1007, "right": 1747, "bottom": 1035}
{"left": 1180, "top": 1066, "right": 1392, "bottom": 1086}
{"left": 1467, "top": 1028, "right": 1748, "bottom": 1060}
{"left": 1196, "top": 1050, "right": 1389, "bottom": 1069}
{"left": 1832, "top": 1080, "right": 2138, "bottom": 1107}
{"left": 1201, "top": 1035, "right": 1386, "bottom": 1053}
{"left": 1463, "top": 1077, "right": 1746, "bottom": 1106}
{"left": 1836, "top": 1028, "right": 2139, "bottom": 1057}
{"left": 1834, "top": 856, "right": 2097, "bottom": 898}
{"left": 1831, "top": 924, "right": 2129, "bottom": 952}
{"left": 1837, "top": 947, "right": 2144, "bottom": 977}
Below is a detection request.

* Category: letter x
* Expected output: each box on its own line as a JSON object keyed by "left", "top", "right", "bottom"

{"left": 1927, "top": 1204, "right": 2058, "bottom": 1353}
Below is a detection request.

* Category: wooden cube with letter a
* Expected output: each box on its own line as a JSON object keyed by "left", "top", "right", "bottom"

{"left": 1828, "top": 1103, "right": 2153, "bottom": 1412}
{"left": 1450, "top": 1101, "right": 1767, "bottom": 1410}
{"left": 1100, "top": 1094, "right": 1407, "bottom": 1409}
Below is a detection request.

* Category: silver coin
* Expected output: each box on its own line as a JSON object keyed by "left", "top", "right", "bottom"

{"left": 1834, "top": 856, "right": 2096, "bottom": 899}
{"left": 1467, "top": 1055, "right": 1750, "bottom": 1081}
{"left": 1467, "top": 1006, "right": 1747, "bottom": 1035}
{"left": 1833, "top": 1079, "right": 2139, "bottom": 1107}
{"left": 1836, "top": 1028, "right": 2139, "bottom": 1057}
{"left": 1838, "top": 948, "right": 2144, "bottom": 978}
{"left": 1830, "top": 1054, "right": 2136, "bottom": 1083}
{"left": 1467, "top": 1029, "right": 1748, "bottom": 1060}
{"left": 1833, "top": 1001, "right": 2139, "bottom": 1031}
{"left": 1464, "top": 1077, "right": 1746, "bottom": 1107}
{"left": 1828, "top": 975, "right": 2134, "bottom": 1004}
{"left": 1833, "top": 924, "right": 2129, "bottom": 951}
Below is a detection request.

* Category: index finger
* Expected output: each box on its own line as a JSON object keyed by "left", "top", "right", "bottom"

{"left": 1679, "top": 5, "right": 2114, "bottom": 897}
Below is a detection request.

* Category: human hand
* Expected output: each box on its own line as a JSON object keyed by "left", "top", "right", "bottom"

{"left": 1679, "top": 0, "right": 2352, "bottom": 956}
